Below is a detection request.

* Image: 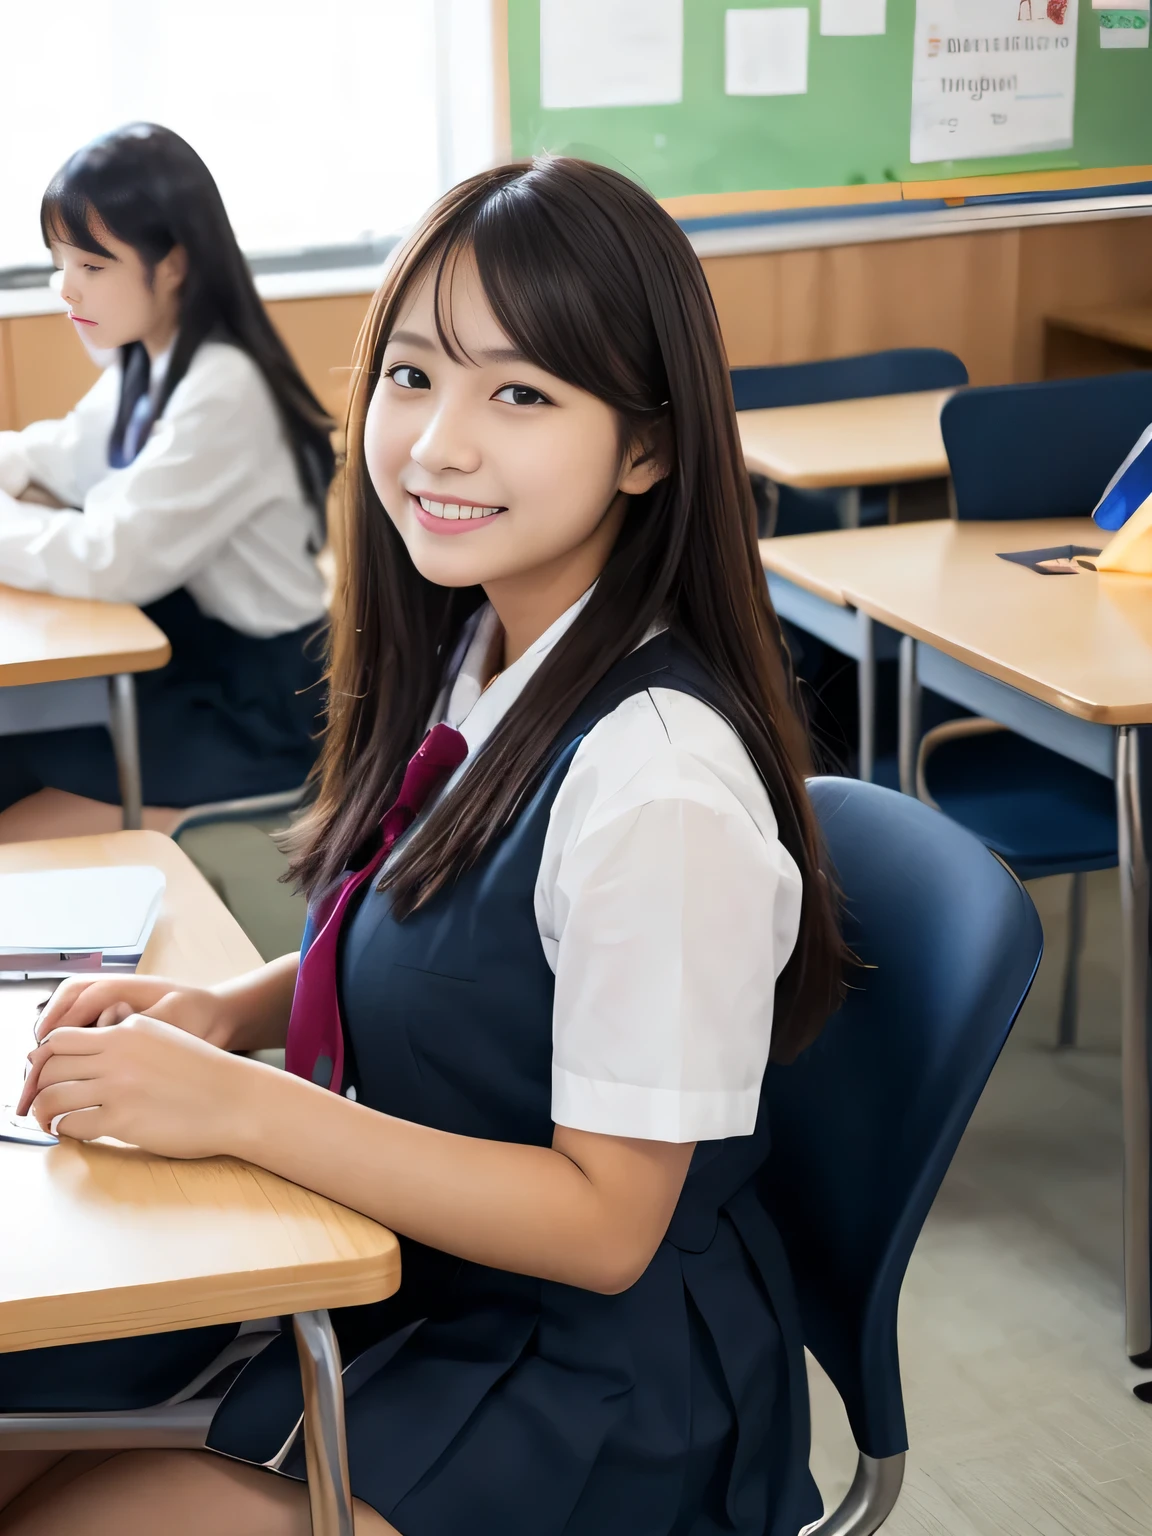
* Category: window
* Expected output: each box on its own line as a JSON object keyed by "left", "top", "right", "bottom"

{"left": 0, "top": 0, "right": 495, "bottom": 274}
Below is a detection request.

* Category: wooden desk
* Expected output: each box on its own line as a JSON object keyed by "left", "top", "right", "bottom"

{"left": 813, "top": 517, "right": 1152, "bottom": 725}
{"left": 769, "top": 517, "right": 1152, "bottom": 1366}
{"left": 0, "top": 586, "right": 170, "bottom": 830}
{"left": 738, "top": 389, "right": 955, "bottom": 528}
{"left": 1044, "top": 302, "right": 1152, "bottom": 379}
{"left": 0, "top": 831, "right": 399, "bottom": 1529}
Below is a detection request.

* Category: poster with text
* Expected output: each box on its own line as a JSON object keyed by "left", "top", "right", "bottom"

{"left": 910, "top": 0, "right": 1079, "bottom": 164}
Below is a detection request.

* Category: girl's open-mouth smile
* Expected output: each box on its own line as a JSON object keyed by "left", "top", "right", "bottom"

{"left": 410, "top": 492, "right": 506, "bottom": 534}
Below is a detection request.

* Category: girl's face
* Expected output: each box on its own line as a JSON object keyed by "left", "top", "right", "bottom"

{"left": 50, "top": 217, "right": 186, "bottom": 359}
{"left": 365, "top": 251, "right": 664, "bottom": 618}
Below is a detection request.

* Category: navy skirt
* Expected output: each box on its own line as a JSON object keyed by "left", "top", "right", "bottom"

{"left": 0, "top": 589, "right": 326, "bottom": 812}
{"left": 0, "top": 1326, "right": 240, "bottom": 1413}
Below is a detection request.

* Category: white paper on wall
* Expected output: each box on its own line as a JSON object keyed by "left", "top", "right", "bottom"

{"left": 910, "top": 0, "right": 1079, "bottom": 164}
{"left": 821, "top": 0, "right": 888, "bottom": 35}
{"left": 540, "top": 0, "right": 683, "bottom": 109}
{"left": 725, "top": 7, "right": 810, "bottom": 96}
{"left": 1098, "top": 9, "right": 1150, "bottom": 45}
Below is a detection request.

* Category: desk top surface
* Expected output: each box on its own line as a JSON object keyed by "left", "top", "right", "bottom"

{"left": 1046, "top": 302, "right": 1152, "bottom": 353}
{"left": 0, "top": 832, "right": 399, "bottom": 1352}
{"left": 737, "top": 389, "right": 954, "bottom": 490}
{"left": 0, "top": 585, "right": 170, "bottom": 687}
{"left": 762, "top": 517, "right": 1152, "bottom": 725}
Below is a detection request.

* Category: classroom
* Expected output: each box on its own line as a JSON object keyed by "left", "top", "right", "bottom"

{"left": 0, "top": 1, "right": 1150, "bottom": 1532}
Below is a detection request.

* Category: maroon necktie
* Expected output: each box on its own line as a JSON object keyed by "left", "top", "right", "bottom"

{"left": 284, "top": 723, "right": 468, "bottom": 1093}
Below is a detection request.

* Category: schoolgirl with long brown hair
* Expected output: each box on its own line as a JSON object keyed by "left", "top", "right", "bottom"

{"left": 6, "top": 157, "right": 845, "bottom": 1536}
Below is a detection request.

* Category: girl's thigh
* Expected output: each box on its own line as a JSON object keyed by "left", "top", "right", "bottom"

{"left": 0, "top": 1449, "right": 396, "bottom": 1535}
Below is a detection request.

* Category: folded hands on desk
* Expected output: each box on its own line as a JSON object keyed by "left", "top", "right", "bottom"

{"left": 17, "top": 970, "right": 291, "bottom": 1160}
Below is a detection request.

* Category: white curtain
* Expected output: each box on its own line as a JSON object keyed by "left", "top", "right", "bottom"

{"left": 0, "top": 0, "right": 495, "bottom": 270}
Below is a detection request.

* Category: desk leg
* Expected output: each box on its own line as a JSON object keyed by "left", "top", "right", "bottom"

{"left": 107, "top": 674, "right": 143, "bottom": 831}
{"left": 836, "top": 487, "right": 861, "bottom": 530}
{"left": 897, "top": 637, "right": 921, "bottom": 796}
{"left": 1116, "top": 728, "right": 1152, "bottom": 1364}
{"left": 857, "top": 612, "right": 875, "bottom": 784}
{"left": 293, "top": 1309, "right": 354, "bottom": 1536}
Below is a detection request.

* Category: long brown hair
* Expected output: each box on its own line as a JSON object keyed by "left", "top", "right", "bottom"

{"left": 289, "top": 156, "right": 846, "bottom": 1061}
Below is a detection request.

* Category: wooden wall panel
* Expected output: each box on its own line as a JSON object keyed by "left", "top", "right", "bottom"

{"left": 702, "top": 229, "right": 1022, "bottom": 386}
{"left": 0, "top": 321, "right": 15, "bottom": 433}
{"left": 267, "top": 292, "right": 373, "bottom": 426}
{"left": 1, "top": 292, "right": 374, "bottom": 432}
{"left": 8, "top": 313, "right": 100, "bottom": 428}
{"left": 4, "top": 215, "right": 1150, "bottom": 433}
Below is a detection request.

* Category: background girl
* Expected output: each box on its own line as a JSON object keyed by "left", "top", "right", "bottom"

{"left": 0, "top": 123, "right": 334, "bottom": 841}
{"left": 3, "top": 157, "right": 845, "bottom": 1536}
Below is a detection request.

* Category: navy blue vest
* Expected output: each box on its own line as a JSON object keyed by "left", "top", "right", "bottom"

{"left": 211, "top": 633, "right": 820, "bottom": 1536}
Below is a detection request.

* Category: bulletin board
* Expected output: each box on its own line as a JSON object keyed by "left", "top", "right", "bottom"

{"left": 505, "top": 0, "right": 1152, "bottom": 213}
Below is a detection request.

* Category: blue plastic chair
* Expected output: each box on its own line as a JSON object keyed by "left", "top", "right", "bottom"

{"left": 942, "top": 371, "right": 1152, "bottom": 521}
{"left": 921, "top": 373, "right": 1152, "bottom": 1043}
{"left": 733, "top": 350, "right": 969, "bottom": 536}
{"left": 762, "top": 777, "right": 1043, "bottom": 1534}
{"left": 732, "top": 349, "right": 970, "bottom": 414}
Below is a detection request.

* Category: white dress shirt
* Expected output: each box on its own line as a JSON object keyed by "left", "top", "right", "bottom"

{"left": 0, "top": 340, "right": 327, "bottom": 638}
{"left": 434, "top": 596, "right": 804, "bottom": 1144}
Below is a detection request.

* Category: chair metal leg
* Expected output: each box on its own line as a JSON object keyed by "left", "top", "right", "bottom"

{"left": 897, "top": 637, "right": 921, "bottom": 797}
{"left": 107, "top": 673, "right": 143, "bottom": 831}
{"left": 1116, "top": 727, "right": 1152, "bottom": 1364}
{"left": 1057, "top": 872, "right": 1088, "bottom": 1050}
{"left": 294, "top": 1309, "right": 355, "bottom": 1536}
{"left": 801, "top": 1451, "right": 906, "bottom": 1536}
{"left": 836, "top": 487, "right": 862, "bottom": 530}
{"left": 0, "top": 1401, "right": 218, "bottom": 1451}
{"left": 857, "top": 612, "right": 876, "bottom": 785}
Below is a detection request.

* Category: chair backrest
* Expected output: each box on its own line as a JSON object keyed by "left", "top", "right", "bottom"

{"left": 759, "top": 777, "right": 1042, "bottom": 1460}
{"left": 731, "top": 349, "right": 969, "bottom": 412}
{"left": 942, "top": 370, "right": 1152, "bottom": 520}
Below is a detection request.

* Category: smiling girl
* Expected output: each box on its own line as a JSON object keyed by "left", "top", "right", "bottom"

{"left": 0, "top": 124, "right": 334, "bottom": 839}
{"left": 2, "top": 158, "right": 845, "bottom": 1536}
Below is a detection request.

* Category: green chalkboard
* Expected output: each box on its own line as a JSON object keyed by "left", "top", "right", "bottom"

{"left": 507, "top": 0, "right": 1152, "bottom": 198}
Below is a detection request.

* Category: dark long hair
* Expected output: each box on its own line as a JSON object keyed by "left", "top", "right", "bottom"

{"left": 289, "top": 157, "right": 847, "bottom": 1061}
{"left": 41, "top": 123, "right": 334, "bottom": 518}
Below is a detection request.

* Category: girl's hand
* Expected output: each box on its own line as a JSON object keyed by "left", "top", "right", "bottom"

{"left": 17, "top": 1014, "right": 262, "bottom": 1159}
{"left": 34, "top": 975, "right": 233, "bottom": 1048}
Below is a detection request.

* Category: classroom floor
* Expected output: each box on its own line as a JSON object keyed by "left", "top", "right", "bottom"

{"left": 808, "top": 869, "right": 1152, "bottom": 1535}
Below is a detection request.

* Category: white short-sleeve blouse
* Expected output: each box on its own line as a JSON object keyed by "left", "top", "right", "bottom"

{"left": 433, "top": 594, "right": 803, "bottom": 1145}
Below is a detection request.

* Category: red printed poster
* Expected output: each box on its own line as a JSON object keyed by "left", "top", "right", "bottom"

{"left": 911, "top": 0, "right": 1079, "bottom": 163}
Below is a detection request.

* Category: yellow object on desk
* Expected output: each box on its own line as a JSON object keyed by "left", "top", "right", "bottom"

{"left": 1096, "top": 492, "right": 1152, "bottom": 576}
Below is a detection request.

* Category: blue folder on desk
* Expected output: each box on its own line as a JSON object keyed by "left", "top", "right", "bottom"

{"left": 1094, "top": 423, "right": 1152, "bottom": 531}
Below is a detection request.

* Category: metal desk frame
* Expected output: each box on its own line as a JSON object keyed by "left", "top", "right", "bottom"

{"left": 0, "top": 675, "right": 143, "bottom": 830}
{"left": 767, "top": 573, "right": 900, "bottom": 784}
{"left": 898, "top": 636, "right": 1151, "bottom": 1365}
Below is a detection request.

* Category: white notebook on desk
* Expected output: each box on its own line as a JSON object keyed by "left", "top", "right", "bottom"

{"left": 0, "top": 865, "right": 165, "bottom": 976}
